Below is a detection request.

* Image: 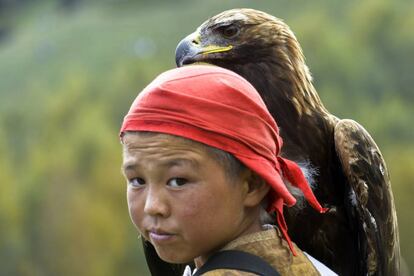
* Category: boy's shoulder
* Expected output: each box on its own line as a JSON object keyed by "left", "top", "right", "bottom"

{"left": 188, "top": 226, "right": 337, "bottom": 275}
{"left": 193, "top": 226, "right": 322, "bottom": 276}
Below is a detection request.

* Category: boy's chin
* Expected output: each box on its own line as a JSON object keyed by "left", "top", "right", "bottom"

{"left": 158, "top": 255, "right": 195, "bottom": 265}
{"left": 154, "top": 246, "right": 195, "bottom": 264}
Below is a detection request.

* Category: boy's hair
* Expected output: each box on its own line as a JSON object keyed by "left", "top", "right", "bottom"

{"left": 204, "top": 145, "right": 247, "bottom": 183}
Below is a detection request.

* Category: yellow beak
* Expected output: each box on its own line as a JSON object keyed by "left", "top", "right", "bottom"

{"left": 201, "top": 45, "right": 233, "bottom": 55}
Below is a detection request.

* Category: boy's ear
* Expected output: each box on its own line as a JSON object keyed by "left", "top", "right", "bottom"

{"left": 242, "top": 171, "right": 270, "bottom": 207}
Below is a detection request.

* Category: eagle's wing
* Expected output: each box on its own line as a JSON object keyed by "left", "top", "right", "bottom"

{"left": 334, "top": 119, "right": 400, "bottom": 275}
{"left": 142, "top": 239, "right": 189, "bottom": 276}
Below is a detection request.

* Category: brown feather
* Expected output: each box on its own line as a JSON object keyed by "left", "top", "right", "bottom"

{"left": 335, "top": 120, "right": 400, "bottom": 275}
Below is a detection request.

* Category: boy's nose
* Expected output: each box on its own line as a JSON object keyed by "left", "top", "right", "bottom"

{"left": 144, "top": 186, "right": 170, "bottom": 217}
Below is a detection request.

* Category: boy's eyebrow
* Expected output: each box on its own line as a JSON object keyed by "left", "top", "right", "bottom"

{"left": 121, "top": 158, "right": 199, "bottom": 174}
{"left": 122, "top": 162, "right": 137, "bottom": 174}
{"left": 164, "top": 158, "right": 200, "bottom": 169}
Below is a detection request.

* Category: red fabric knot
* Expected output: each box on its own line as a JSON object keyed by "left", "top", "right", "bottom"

{"left": 278, "top": 157, "right": 329, "bottom": 214}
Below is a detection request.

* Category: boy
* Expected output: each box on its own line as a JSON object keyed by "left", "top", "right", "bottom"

{"left": 120, "top": 65, "right": 336, "bottom": 275}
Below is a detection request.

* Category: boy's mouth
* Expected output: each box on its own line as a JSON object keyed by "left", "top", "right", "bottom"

{"left": 148, "top": 228, "right": 175, "bottom": 242}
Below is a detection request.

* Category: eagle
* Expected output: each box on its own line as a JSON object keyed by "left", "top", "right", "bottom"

{"left": 142, "top": 8, "right": 401, "bottom": 276}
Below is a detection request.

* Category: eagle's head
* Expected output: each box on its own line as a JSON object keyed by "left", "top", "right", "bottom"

{"left": 176, "top": 9, "right": 302, "bottom": 67}
{"left": 175, "top": 8, "right": 324, "bottom": 114}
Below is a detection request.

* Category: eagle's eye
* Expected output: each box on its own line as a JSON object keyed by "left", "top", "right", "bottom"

{"left": 216, "top": 25, "right": 239, "bottom": 39}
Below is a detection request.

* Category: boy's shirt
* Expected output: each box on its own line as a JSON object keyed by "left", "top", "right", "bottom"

{"left": 184, "top": 225, "right": 337, "bottom": 276}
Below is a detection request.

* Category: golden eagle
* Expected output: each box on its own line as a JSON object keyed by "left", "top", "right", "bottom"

{"left": 142, "top": 8, "right": 400, "bottom": 276}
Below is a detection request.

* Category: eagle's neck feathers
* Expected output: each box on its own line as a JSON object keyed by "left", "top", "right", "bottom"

{"left": 270, "top": 30, "right": 328, "bottom": 117}
{"left": 225, "top": 43, "right": 336, "bottom": 165}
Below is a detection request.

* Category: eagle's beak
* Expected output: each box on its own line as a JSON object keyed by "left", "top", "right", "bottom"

{"left": 175, "top": 31, "right": 232, "bottom": 67}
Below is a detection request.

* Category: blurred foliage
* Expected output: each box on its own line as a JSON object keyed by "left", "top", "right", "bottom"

{"left": 0, "top": 0, "right": 413, "bottom": 275}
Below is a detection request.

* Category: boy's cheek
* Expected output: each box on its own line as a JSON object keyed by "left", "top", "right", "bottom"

{"left": 129, "top": 210, "right": 148, "bottom": 240}
{"left": 128, "top": 207, "right": 139, "bottom": 229}
{"left": 180, "top": 192, "right": 205, "bottom": 217}
{"left": 126, "top": 197, "right": 143, "bottom": 231}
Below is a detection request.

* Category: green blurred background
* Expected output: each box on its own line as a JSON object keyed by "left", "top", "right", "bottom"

{"left": 0, "top": 0, "right": 413, "bottom": 275}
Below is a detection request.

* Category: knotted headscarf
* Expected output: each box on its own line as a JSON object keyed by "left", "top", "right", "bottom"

{"left": 120, "top": 65, "right": 327, "bottom": 253}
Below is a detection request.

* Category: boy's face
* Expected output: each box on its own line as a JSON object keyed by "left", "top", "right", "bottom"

{"left": 122, "top": 133, "right": 259, "bottom": 264}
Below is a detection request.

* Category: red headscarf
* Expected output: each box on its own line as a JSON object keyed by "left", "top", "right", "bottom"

{"left": 120, "top": 65, "right": 327, "bottom": 254}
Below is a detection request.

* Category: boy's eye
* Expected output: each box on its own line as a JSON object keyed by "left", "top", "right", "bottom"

{"left": 167, "top": 178, "right": 188, "bottom": 187}
{"left": 128, "top": 177, "right": 146, "bottom": 188}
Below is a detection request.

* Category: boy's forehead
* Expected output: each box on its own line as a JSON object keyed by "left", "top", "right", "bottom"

{"left": 123, "top": 132, "right": 203, "bottom": 151}
{"left": 122, "top": 132, "right": 214, "bottom": 166}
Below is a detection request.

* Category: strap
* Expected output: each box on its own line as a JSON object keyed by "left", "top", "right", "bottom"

{"left": 193, "top": 250, "right": 280, "bottom": 276}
